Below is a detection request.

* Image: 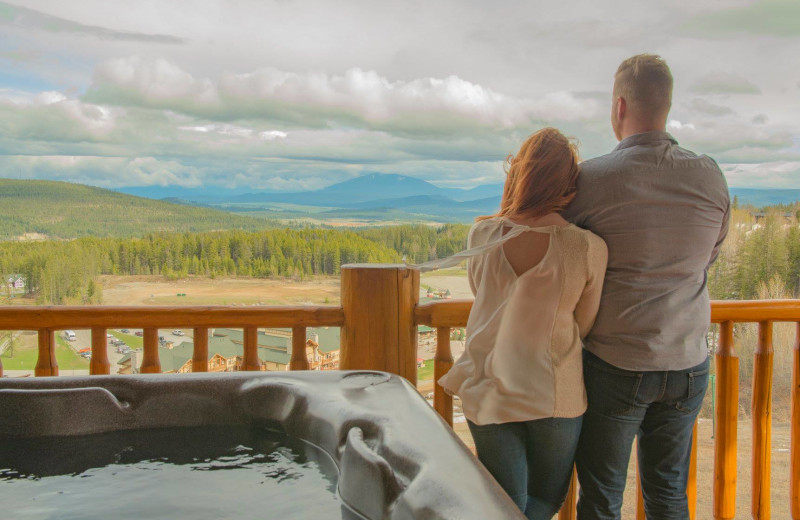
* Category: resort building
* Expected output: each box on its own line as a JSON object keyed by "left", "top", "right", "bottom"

{"left": 117, "top": 327, "right": 340, "bottom": 374}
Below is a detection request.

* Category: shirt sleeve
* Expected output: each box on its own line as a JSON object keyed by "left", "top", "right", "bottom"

{"left": 574, "top": 235, "right": 608, "bottom": 338}
{"left": 466, "top": 225, "right": 481, "bottom": 296}
{"left": 708, "top": 198, "right": 731, "bottom": 267}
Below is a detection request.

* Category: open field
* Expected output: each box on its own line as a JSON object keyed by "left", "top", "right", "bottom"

{"left": 100, "top": 275, "right": 341, "bottom": 307}
{"left": 421, "top": 270, "right": 471, "bottom": 298}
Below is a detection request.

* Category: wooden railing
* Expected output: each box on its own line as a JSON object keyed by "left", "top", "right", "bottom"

{"left": 417, "top": 298, "right": 800, "bottom": 520}
{"left": 1, "top": 266, "right": 798, "bottom": 519}
{"left": 0, "top": 306, "right": 344, "bottom": 376}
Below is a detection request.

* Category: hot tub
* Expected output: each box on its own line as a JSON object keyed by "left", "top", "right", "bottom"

{"left": 0, "top": 371, "right": 524, "bottom": 519}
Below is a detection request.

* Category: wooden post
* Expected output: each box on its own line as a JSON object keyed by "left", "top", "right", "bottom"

{"left": 241, "top": 326, "right": 261, "bottom": 371}
{"left": 290, "top": 326, "right": 310, "bottom": 370}
{"left": 434, "top": 327, "right": 454, "bottom": 426}
{"left": 34, "top": 328, "right": 57, "bottom": 376}
{"left": 752, "top": 321, "right": 773, "bottom": 519}
{"left": 714, "top": 320, "right": 738, "bottom": 520}
{"left": 340, "top": 264, "right": 419, "bottom": 385}
{"left": 636, "top": 451, "right": 646, "bottom": 520}
{"left": 689, "top": 420, "right": 699, "bottom": 520}
{"left": 90, "top": 327, "right": 110, "bottom": 375}
{"left": 557, "top": 469, "right": 578, "bottom": 520}
{"left": 140, "top": 327, "right": 161, "bottom": 373}
{"left": 791, "top": 323, "right": 800, "bottom": 519}
{"left": 192, "top": 327, "right": 208, "bottom": 372}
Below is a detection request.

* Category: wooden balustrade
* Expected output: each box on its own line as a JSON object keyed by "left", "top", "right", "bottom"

{"left": 0, "top": 305, "right": 344, "bottom": 375}
{"left": 35, "top": 328, "right": 57, "bottom": 376}
{"left": 290, "top": 326, "right": 309, "bottom": 370}
{"left": 90, "top": 328, "right": 110, "bottom": 375}
{"left": 793, "top": 324, "right": 800, "bottom": 520}
{"left": 433, "top": 327, "right": 454, "bottom": 427}
{"left": 192, "top": 327, "right": 209, "bottom": 372}
{"left": 752, "top": 321, "right": 773, "bottom": 519}
{"left": 714, "top": 320, "right": 738, "bottom": 520}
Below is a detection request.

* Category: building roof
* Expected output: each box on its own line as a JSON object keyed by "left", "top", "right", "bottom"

{"left": 116, "top": 326, "right": 342, "bottom": 371}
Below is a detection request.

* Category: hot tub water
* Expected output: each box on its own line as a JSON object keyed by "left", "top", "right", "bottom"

{"left": 1, "top": 426, "right": 344, "bottom": 520}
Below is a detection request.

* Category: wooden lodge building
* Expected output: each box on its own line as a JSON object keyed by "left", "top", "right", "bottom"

{"left": 117, "top": 327, "right": 340, "bottom": 374}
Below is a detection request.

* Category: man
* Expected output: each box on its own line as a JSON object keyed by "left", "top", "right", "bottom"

{"left": 562, "top": 54, "right": 730, "bottom": 519}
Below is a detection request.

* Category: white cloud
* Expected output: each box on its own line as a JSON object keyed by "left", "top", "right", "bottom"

{"left": 2, "top": 0, "right": 799, "bottom": 189}
{"left": 0, "top": 89, "right": 120, "bottom": 142}
{"left": 689, "top": 73, "right": 761, "bottom": 95}
{"left": 85, "top": 57, "right": 602, "bottom": 135}
{"left": 0, "top": 155, "right": 203, "bottom": 187}
{"left": 722, "top": 161, "right": 800, "bottom": 188}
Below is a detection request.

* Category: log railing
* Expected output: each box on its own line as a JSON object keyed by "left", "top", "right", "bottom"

{"left": 1, "top": 266, "right": 799, "bottom": 519}
{"left": 417, "top": 298, "right": 800, "bottom": 520}
{"left": 0, "top": 306, "right": 344, "bottom": 377}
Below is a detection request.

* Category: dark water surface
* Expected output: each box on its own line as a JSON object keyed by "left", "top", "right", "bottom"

{"left": 0, "top": 426, "right": 345, "bottom": 520}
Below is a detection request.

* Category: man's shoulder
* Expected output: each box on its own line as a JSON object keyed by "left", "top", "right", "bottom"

{"left": 673, "top": 145, "right": 723, "bottom": 172}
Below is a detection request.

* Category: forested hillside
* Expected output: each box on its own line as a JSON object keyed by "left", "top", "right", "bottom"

{"left": 0, "top": 179, "right": 276, "bottom": 239}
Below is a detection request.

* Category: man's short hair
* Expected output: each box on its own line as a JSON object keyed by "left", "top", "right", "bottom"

{"left": 613, "top": 54, "right": 673, "bottom": 117}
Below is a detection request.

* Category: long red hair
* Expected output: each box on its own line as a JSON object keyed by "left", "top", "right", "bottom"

{"left": 479, "top": 127, "right": 579, "bottom": 221}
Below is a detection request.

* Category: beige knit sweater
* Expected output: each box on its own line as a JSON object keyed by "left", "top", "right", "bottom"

{"left": 438, "top": 217, "right": 608, "bottom": 425}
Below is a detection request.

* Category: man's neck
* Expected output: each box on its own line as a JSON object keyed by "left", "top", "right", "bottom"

{"left": 618, "top": 118, "right": 666, "bottom": 141}
{"left": 619, "top": 125, "right": 666, "bottom": 141}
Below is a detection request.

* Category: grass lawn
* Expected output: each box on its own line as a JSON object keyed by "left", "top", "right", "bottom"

{"left": 421, "top": 267, "right": 467, "bottom": 278}
{"left": 1, "top": 335, "right": 89, "bottom": 370}
{"left": 110, "top": 331, "right": 143, "bottom": 349}
{"left": 55, "top": 336, "right": 91, "bottom": 370}
{"left": 417, "top": 361, "right": 435, "bottom": 381}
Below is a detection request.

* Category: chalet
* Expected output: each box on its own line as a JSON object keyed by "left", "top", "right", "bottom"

{"left": 116, "top": 327, "right": 340, "bottom": 374}
{"left": 752, "top": 211, "right": 794, "bottom": 224}
{"left": 4, "top": 274, "right": 25, "bottom": 291}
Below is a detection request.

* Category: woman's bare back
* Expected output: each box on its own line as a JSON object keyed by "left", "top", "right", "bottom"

{"left": 502, "top": 213, "right": 569, "bottom": 276}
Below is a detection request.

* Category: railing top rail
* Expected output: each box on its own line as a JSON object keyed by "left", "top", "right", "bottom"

{"left": 0, "top": 305, "right": 344, "bottom": 330}
{"left": 415, "top": 299, "right": 472, "bottom": 328}
{"left": 4, "top": 299, "right": 800, "bottom": 331}
{"left": 416, "top": 298, "right": 800, "bottom": 327}
{"left": 710, "top": 299, "right": 800, "bottom": 322}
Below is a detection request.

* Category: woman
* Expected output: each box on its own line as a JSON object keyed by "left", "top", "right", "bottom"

{"left": 436, "top": 128, "right": 608, "bottom": 519}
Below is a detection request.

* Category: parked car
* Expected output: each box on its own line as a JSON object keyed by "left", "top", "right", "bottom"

{"left": 106, "top": 333, "right": 113, "bottom": 339}
{"left": 172, "top": 330, "right": 184, "bottom": 336}
{"left": 135, "top": 331, "right": 143, "bottom": 337}
{"left": 121, "top": 329, "right": 130, "bottom": 333}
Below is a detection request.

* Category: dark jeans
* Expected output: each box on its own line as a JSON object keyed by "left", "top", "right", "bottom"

{"left": 576, "top": 350, "right": 710, "bottom": 520}
{"left": 468, "top": 416, "right": 582, "bottom": 520}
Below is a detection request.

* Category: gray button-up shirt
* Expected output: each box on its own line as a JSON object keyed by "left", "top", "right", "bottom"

{"left": 563, "top": 131, "right": 730, "bottom": 371}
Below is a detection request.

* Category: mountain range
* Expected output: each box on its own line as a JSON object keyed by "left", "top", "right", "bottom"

{"left": 117, "top": 174, "right": 800, "bottom": 223}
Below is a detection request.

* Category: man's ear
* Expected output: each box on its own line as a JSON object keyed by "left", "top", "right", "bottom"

{"left": 616, "top": 96, "right": 626, "bottom": 122}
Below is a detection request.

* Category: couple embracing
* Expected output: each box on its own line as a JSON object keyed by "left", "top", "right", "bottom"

{"left": 433, "top": 54, "right": 730, "bottom": 519}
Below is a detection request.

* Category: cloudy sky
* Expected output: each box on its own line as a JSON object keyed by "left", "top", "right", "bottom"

{"left": 1, "top": 0, "right": 799, "bottom": 191}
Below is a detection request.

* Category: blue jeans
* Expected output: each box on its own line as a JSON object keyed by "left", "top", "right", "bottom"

{"left": 468, "top": 416, "right": 582, "bottom": 520}
{"left": 576, "top": 350, "right": 710, "bottom": 520}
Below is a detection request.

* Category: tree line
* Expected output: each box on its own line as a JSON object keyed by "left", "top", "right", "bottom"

{"left": 0, "top": 225, "right": 472, "bottom": 305}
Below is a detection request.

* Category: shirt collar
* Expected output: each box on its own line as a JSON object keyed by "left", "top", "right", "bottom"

{"left": 613, "top": 131, "right": 678, "bottom": 152}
